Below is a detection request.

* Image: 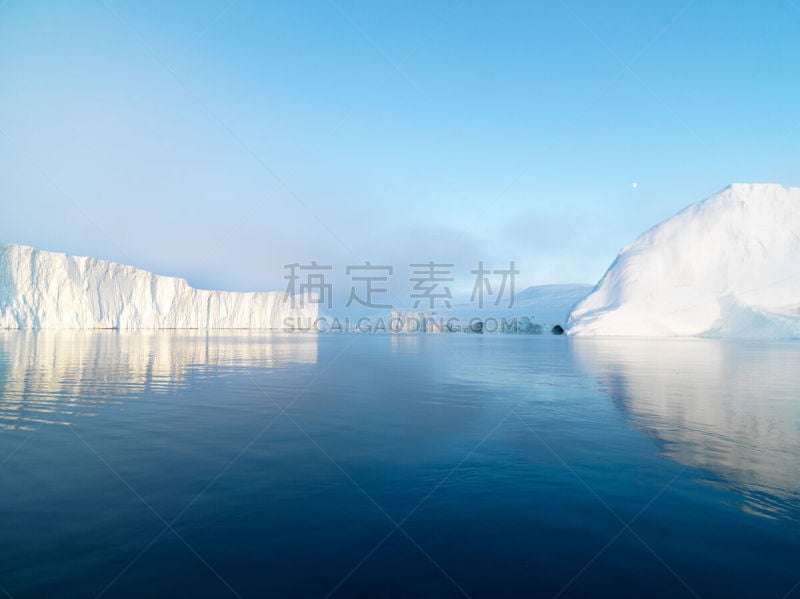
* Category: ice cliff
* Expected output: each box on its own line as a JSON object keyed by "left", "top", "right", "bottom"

{"left": 0, "top": 244, "right": 317, "bottom": 329}
{"left": 568, "top": 183, "right": 800, "bottom": 338}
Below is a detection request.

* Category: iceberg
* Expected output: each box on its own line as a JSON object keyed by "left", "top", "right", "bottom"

{"left": 390, "top": 310, "right": 448, "bottom": 333}
{"left": 0, "top": 244, "right": 317, "bottom": 330}
{"left": 568, "top": 183, "right": 800, "bottom": 338}
{"left": 389, "top": 284, "right": 592, "bottom": 334}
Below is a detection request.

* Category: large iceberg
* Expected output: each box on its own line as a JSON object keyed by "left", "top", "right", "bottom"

{"left": 0, "top": 244, "right": 317, "bottom": 329}
{"left": 568, "top": 183, "right": 800, "bottom": 338}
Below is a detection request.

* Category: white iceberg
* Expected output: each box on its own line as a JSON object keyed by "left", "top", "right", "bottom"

{"left": 390, "top": 310, "right": 449, "bottom": 333}
{"left": 390, "top": 284, "right": 592, "bottom": 334}
{"left": 0, "top": 244, "right": 317, "bottom": 330}
{"left": 568, "top": 183, "right": 800, "bottom": 338}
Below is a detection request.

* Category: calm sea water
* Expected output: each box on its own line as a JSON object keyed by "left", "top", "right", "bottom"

{"left": 0, "top": 332, "right": 799, "bottom": 598}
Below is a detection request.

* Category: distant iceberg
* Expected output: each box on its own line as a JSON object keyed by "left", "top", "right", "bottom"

{"left": 0, "top": 244, "right": 317, "bottom": 330}
{"left": 511, "top": 283, "right": 592, "bottom": 325}
{"left": 568, "top": 183, "right": 800, "bottom": 338}
{"left": 390, "top": 283, "right": 592, "bottom": 333}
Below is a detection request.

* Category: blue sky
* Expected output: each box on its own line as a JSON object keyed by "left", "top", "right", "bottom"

{"left": 2, "top": 0, "right": 799, "bottom": 303}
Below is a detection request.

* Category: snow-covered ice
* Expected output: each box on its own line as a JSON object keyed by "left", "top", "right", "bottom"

{"left": 568, "top": 183, "right": 800, "bottom": 338}
{"left": 0, "top": 244, "right": 317, "bottom": 329}
{"left": 6, "top": 183, "right": 798, "bottom": 337}
{"left": 391, "top": 284, "right": 592, "bottom": 333}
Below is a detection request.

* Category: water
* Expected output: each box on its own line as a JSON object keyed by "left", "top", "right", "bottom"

{"left": 0, "top": 332, "right": 799, "bottom": 598}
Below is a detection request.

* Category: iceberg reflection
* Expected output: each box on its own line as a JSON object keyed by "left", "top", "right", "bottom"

{"left": 0, "top": 331, "right": 318, "bottom": 430}
{"left": 573, "top": 338, "right": 800, "bottom": 519}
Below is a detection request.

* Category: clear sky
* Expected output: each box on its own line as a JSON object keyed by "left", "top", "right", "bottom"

{"left": 2, "top": 0, "right": 799, "bottom": 303}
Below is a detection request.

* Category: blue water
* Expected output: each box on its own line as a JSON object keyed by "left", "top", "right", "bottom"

{"left": 0, "top": 332, "right": 799, "bottom": 598}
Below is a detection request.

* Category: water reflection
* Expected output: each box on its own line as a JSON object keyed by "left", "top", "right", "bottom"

{"left": 573, "top": 338, "right": 800, "bottom": 518}
{"left": 0, "top": 331, "right": 318, "bottom": 430}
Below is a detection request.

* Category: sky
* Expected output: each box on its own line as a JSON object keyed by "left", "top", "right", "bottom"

{"left": 2, "top": 0, "right": 799, "bottom": 307}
